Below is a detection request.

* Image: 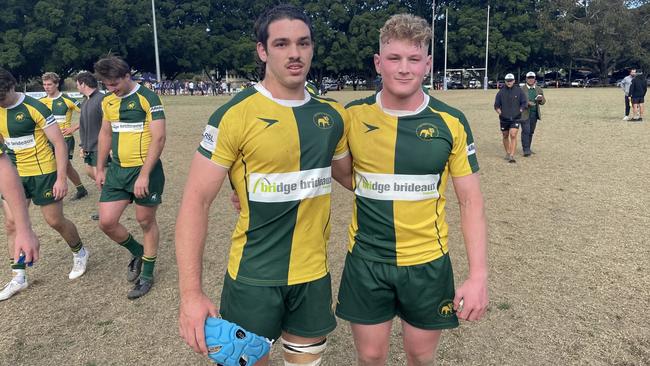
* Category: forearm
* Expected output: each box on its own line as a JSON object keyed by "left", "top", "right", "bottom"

{"left": 458, "top": 194, "right": 488, "bottom": 279}
{"left": 96, "top": 127, "right": 111, "bottom": 172}
{"left": 0, "top": 163, "right": 31, "bottom": 232}
{"left": 176, "top": 199, "right": 210, "bottom": 297}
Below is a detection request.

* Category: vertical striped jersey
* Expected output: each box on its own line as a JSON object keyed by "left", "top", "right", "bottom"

{"left": 198, "top": 84, "right": 349, "bottom": 286}
{"left": 39, "top": 93, "right": 81, "bottom": 133}
{"left": 0, "top": 94, "right": 57, "bottom": 177}
{"left": 101, "top": 84, "right": 165, "bottom": 167}
{"left": 346, "top": 92, "right": 479, "bottom": 266}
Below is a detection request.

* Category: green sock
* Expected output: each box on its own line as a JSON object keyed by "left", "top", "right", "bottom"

{"left": 10, "top": 258, "right": 25, "bottom": 271}
{"left": 70, "top": 241, "right": 83, "bottom": 254}
{"left": 119, "top": 234, "right": 144, "bottom": 257}
{"left": 140, "top": 255, "right": 156, "bottom": 281}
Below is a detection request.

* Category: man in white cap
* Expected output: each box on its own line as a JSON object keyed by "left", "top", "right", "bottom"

{"left": 521, "top": 72, "right": 546, "bottom": 156}
{"left": 494, "top": 73, "right": 526, "bottom": 163}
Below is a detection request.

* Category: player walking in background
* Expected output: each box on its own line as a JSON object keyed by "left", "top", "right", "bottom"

{"left": 176, "top": 5, "right": 349, "bottom": 365}
{"left": 0, "top": 68, "right": 88, "bottom": 301}
{"left": 94, "top": 56, "right": 166, "bottom": 299}
{"left": 75, "top": 72, "right": 106, "bottom": 221}
{"left": 40, "top": 72, "right": 88, "bottom": 200}
{"left": 494, "top": 73, "right": 526, "bottom": 163}
{"left": 334, "top": 14, "right": 488, "bottom": 366}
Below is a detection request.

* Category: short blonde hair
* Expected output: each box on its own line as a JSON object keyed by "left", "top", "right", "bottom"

{"left": 379, "top": 14, "right": 431, "bottom": 49}
{"left": 42, "top": 72, "right": 60, "bottom": 84}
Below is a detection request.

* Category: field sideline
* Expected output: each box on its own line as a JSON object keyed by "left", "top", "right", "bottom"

{"left": 1, "top": 88, "right": 648, "bottom": 365}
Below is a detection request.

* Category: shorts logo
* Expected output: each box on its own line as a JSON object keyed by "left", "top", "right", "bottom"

{"left": 15, "top": 113, "right": 25, "bottom": 122}
{"left": 416, "top": 123, "right": 438, "bottom": 141}
{"left": 438, "top": 299, "right": 455, "bottom": 317}
{"left": 127, "top": 101, "right": 136, "bottom": 110}
{"left": 43, "top": 190, "right": 53, "bottom": 199}
{"left": 313, "top": 113, "right": 333, "bottom": 129}
{"left": 150, "top": 192, "right": 158, "bottom": 201}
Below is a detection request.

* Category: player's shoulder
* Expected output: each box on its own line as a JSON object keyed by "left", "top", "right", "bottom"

{"left": 135, "top": 84, "right": 161, "bottom": 103}
{"left": 208, "top": 86, "right": 258, "bottom": 126}
{"left": 428, "top": 96, "right": 466, "bottom": 120}
{"left": 345, "top": 94, "right": 376, "bottom": 110}
{"left": 23, "top": 95, "right": 51, "bottom": 114}
{"left": 310, "top": 95, "right": 347, "bottom": 115}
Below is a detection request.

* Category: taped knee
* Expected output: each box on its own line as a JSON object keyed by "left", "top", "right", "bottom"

{"left": 281, "top": 337, "right": 327, "bottom": 366}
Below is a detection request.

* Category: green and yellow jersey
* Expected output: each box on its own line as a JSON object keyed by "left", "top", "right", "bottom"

{"left": 40, "top": 93, "right": 81, "bottom": 134}
{"left": 305, "top": 81, "right": 319, "bottom": 96}
{"left": 0, "top": 94, "right": 57, "bottom": 177}
{"left": 198, "top": 84, "right": 349, "bottom": 286}
{"left": 346, "top": 92, "right": 479, "bottom": 266}
{"left": 101, "top": 84, "right": 165, "bottom": 168}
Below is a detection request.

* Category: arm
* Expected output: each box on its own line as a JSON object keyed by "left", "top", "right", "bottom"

{"left": 494, "top": 91, "right": 502, "bottom": 114}
{"left": 176, "top": 153, "right": 227, "bottom": 355}
{"left": 519, "top": 89, "right": 528, "bottom": 112}
{"left": 451, "top": 173, "right": 488, "bottom": 321}
{"left": 43, "top": 124, "right": 69, "bottom": 199}
{"left": 332, "top": 154, "right": 353, "bottom": 191}
{"left": 95, "top": 119, "right": 112, "bottom": 189}
{"left": 133, "top": 119, "right": 166, "bottom": 198}
{"left": 0, "top": 155, "right": 40, "bottom": 264}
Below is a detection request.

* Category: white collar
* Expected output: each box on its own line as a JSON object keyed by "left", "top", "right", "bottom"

{"left": 254, "top": 83, "right": 311, "bottom": 107}
{"left": 118, "top": 83, "right": 140, "bottom": 98}
{"left": 5, "top": 93, "right": 26, "bottom": 109}
{"left": 376, "top": 91, "right": 430, "bottom": 117}
{"left": 45, "top": 92, "right": 63, "bottom": 100}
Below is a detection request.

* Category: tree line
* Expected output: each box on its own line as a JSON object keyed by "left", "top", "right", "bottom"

{"left": 1, "top": 0, "right": 648, "bottom": 84}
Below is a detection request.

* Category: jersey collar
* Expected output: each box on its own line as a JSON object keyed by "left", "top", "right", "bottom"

{"left": 254, "top": 83, "right": 311, "bottom": 107}
{"left": 5, "top": 93, "right": 25, "bottom": 109}
{"left": 118, "top": 83, "right": 140, "bottom": 99}
{"left": 376, "top": 90, "right": 430, "bottom": 117}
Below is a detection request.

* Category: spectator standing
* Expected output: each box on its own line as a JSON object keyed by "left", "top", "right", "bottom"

{"left": 629, "top": 72, "right": 647, "bottom": 122}
{"left": 494, "top": 73, "right": 527, "bottom": 163}
{"left": 521, "top": 72, "right": 546, "bottom": 157}
{"left": 621, "top": 69, "right": 636, "bottom": 120}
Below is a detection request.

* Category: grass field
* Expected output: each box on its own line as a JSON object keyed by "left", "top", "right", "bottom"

{"left": 1, "top": 87, "right": 649, "bottom": 366}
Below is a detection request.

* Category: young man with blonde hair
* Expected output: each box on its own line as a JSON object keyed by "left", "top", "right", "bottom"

{"left": 40, "top": 72, "right": 88, "bottom": 199}
{"left": 335, "top": 14, "right": 489, "bottom": 365}
{"left": 0, "top": 68, "right": 88, "bottom": 301}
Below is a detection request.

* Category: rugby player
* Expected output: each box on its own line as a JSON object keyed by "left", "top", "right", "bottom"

{"left": 40, "top": 72, "right": 88, "bottom": 200}
{"left": 0, "top": 68, "right": 88, "bottom": 301}
{"left": 94, "top": 56, "right": 166, "bottom": 299}
{"left": 334, "top": 14, "right": 489, "bottom": 365}
{"left": 176, "top": 5, "right": 349, "bottom": 365}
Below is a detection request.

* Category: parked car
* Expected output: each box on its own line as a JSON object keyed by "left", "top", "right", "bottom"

{"left": 571, "top": 79, "right": 585, "bottom": 87}
{"left": 585, "top": 78, "right": 601, "bottom": 87}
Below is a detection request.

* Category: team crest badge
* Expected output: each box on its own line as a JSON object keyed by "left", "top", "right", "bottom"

{"left": 57, "top": 101, "right": 63, "bottom": 106}
{"left": 313, "top": 113, "right": 333, "bottom": 129}
{"left": 127, "top": 101, "right": 136, "bottom": 110}
{"left": 438, "top": 299, "right": 455, "bottom": 317}
{"left": 416, "top": 123, "right": 438, "bottom": 141}
{"left": 15, "top": 113, "right": 25, "bottom": 122}
{"left": 43, "top": 190, "right": 53, "bottom": 199}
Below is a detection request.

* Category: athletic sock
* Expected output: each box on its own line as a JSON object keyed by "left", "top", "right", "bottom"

{"left": 70, "top": 241, "right": 84, "bottom": 254}
{"left": 140, "top": 256, "right": 156, "bottom": 281}
{"left": 119, "top": 234, "right": 144, "bottom": 257}
{"left": 9, "top": 259, "right": 26, "bottom": 283}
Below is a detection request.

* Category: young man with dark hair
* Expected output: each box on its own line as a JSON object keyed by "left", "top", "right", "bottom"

{"left": 75, "top": 72, "right": 105, "bottom": 182}
{"left": 335, "top": 14, "right": 488, "bottom": 365}
{"left": 0, "top": 68, "right": 88, "bottom": 301}
{"left": 40, "top": 72, "right": 88, "bottom": 199}
{"left": 94, "top": 56, "right": 166, "bottom": 299}
{"left": 176, "top": 4, "right": 349, "bottom": 365}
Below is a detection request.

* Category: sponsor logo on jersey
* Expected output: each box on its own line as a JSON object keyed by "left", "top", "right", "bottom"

{"left": 416, "top": 123, "right": 438, "bottom": 141}
{"left": 354, "top": 171, "right": 440, "bottom": 201}
{"left": 111, "top": 121, "right": 145, "bottom": 132}
{"left": 15, "top": 113, "right": 25, "bottom": 122}
{"left": 258, "top": 117, "right": 279, "bottom": 128}
{"left": 313, "top": 113, "right": 333, "bottom": 129}
{"left": 363, "top": 122, "right": 379, "bottom": 133}
{"left": 249, "top": 167, "right": 332, "bottom": 203}
{"left": 4, "top": 135, "right": 36, "bottom": 150}
{"left": 200, "top": 125, "right": 219, "bottom": 152}
{"left": 438, "top": 299, "right": 455, "bottom": 317}
{"left": 466, "top": 142, "right": 476, "bottom": 156}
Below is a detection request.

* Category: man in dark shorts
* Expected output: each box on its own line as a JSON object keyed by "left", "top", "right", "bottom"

{"left": 0, "top": 68, "right": 88, "bottom": 301}
{"left": 629, "top": 71, "right": 647, "bottom": 122}
{"left": 94, "top": 56, "right": 167, "bottom": 299}
{"left": 494, "top": 73, "right": 527, "bottom": 163}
